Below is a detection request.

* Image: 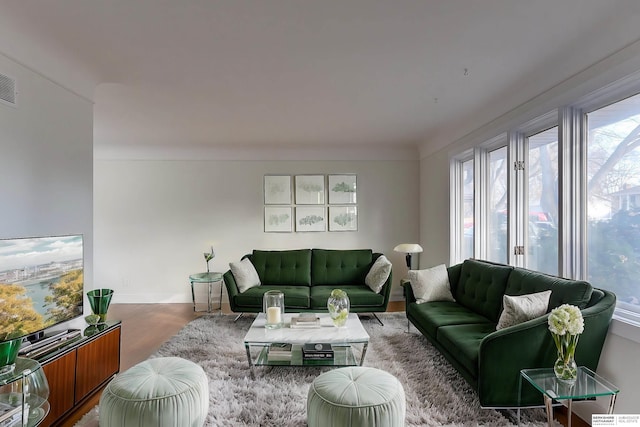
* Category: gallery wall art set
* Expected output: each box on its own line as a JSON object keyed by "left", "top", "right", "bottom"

{"left": 264, "top": 175, "right": 357, "bottom": 233}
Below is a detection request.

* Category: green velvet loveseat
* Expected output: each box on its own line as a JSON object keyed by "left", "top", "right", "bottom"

{"left": 224, "top": 249, "right": 392, "bottom": 322}
{"left": 403, "top": 259, "right": 616, "bottom": 408}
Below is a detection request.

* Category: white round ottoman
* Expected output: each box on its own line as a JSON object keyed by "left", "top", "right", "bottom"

{"left": 307, "top": 367, "right": 405, "bottom": 427}
{"left": 99, "top": 357, "right": 209, "bottom": 427}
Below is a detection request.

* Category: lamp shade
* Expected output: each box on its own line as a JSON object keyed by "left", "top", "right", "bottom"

{"left": 393, "top": 243, "right": 423, "bottom": 254}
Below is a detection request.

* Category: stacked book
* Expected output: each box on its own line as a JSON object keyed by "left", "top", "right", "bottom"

{"left": 0, "top": 402, "right": 23, "bottom": 427}
{"left": 290, "top": 314, "right": 321, "bottom": 329}
{"left": 267, "top": 343, "right": 292, "bottom": 362}
{"left": 302, "top": 343, "right": 334, "bottom": 361}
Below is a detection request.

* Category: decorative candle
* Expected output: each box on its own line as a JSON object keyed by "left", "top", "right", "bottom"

{"left": 267, "top": 306, "right": 281, "bottom": 324}
{"left": 263, "top": 290, "right": 284, "bottom": 329}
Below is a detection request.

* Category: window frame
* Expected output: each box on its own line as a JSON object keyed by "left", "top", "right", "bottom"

{"left": 450, "top": 150, "right": 474, "bottom": 263}
{"left": 576, "top": 88, "right": 640, "bottom": 333}
{"left": 449, "top": 74, "right": 640, "bottom": 344}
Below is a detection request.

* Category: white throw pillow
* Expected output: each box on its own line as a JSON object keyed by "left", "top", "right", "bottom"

{"left": 365, "top": 255, "right": 392, "bottom": 293}
{"left": 229, "top": 258, "right": 261, "bottom": 293}
{"left": 408, "top": 264, "right": 455, "bottom": 304}
{"left": 496, "top": 290, "right": 552, "bottom": 330}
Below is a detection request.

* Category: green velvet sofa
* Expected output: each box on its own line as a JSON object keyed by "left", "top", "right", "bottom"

{"left": 223, "top": 249, "right": 392, "bottom": 321}
{"left": 403, "top": 259, "right": 616, "bottom": 408}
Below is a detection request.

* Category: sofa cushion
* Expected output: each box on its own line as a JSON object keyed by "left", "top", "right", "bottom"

{"left": 309, "top": 286, "right": 384, "bottom": 310}
{"left": 496, "top": 290, "right": 551, "bottom": 330}
{"left": 455, "top": 259, "right": 513, "bottom": 323}
{"left": 408, "top": 301, "right": 493, "bottom": 339}
{"left": 505, "top": 268, "right": 593, "bottom": 310}
{"left": 437, "top": 323, "right": 497, "bottom": 378}
{"left": 229, "top": 258, "right": 261, "bottom": 293}
{"left": 311, "top": 249, "right": 373, "bottom": 286}
{"left": 365, "top": 255, "right": 392, "bottom": 293}
{"left": 250, "top": 249, "right": 312, "bottom": 286}
{"left": 408, "top": 264, "right": 456, "bottom": 303}
{"left": 233, "top": 285, "right": 310, "bottom": 309}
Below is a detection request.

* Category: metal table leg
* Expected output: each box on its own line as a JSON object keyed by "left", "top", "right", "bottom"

{"left": 359, "top": 342, "right": 369, "bottom": 365}
{"left": 245, "top": 344, "right": 255, "bottom": 379}
{"left": 544, "top": 395, "right": 554, "bottom": 427}
{"left": 190, "top": 280, "right": 197, "bottom": 312}
{"left": 219, "top": 278, "right": 224, "bottom": 311}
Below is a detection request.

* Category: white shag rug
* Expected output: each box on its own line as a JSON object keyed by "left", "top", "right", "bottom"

{"left": 74, "top": 313, "right": 549, "bottom": 426}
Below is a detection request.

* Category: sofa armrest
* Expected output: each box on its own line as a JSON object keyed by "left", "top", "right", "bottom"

{"left": 401, "top": 280, "right": 416, "bottom": 304}
{"left": 379, "top": 271, "right": 393, "bottom": 307}
{"left": 223, "top": 270, "right": 241, "bottom": 312}
{"left": 478, "top": 289, "right": 617, "bottom": 408}
{"left": 478, "top": 315, "right": 554, "bottom": 407}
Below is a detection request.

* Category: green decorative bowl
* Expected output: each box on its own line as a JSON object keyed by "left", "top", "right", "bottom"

{"left": 85, "top": 314, "right": 101, "bottom": 325}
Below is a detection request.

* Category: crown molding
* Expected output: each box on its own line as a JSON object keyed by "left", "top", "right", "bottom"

{"left": 94, "top": 143, "right": 418, "bottom": 162}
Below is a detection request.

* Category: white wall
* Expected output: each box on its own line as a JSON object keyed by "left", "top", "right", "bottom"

{"left": 94, "top": 157, "right": 419, "bottom": 304}
{"left": 0, "top": 52, "right": 94, "bottom": 290}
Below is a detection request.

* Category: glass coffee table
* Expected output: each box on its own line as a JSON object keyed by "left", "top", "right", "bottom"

{"left": 243, "top": 312, "right": 369, "bottom": 378}
{"left": 519, "top": 367, "right": 619, "bottom": 427}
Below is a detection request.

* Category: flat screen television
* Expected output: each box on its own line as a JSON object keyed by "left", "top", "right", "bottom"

{"left": 0, "top": 234, "right": 83, "bottom": 343}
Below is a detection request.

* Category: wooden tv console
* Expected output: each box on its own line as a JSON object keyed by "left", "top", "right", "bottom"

{"left": 34, "top": 320, "right": 121, "bottom": 427}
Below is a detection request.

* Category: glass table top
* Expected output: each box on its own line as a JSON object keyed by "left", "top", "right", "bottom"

{"left": 520, "top": 366, "right": 619, "bottom": 400}
{"left": 189, "top": 272, "right": 223, "bottom": 282}
{"left": 244, "top": 313, "right": 369, "bottom": 345}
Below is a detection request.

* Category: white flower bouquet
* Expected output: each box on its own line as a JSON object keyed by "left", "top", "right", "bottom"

{"left": 548, "top": 304, "right": 584, "bottom": 383}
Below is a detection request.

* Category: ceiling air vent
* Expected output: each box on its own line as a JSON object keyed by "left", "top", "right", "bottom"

{"left": 0, "top": 73, "right": 17, "bottom": 107}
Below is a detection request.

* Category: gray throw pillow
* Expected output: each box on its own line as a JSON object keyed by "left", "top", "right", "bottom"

{"left": 229, "top": 258, "right": 261, "bottom": 293}
{"left": 365, "top": 255, "right": 392, "bottom": 293}
{"left": 496, "top": 290, "right": 552, "bottom": 330}
{"left": 408, "top": 264, "right": 455, "bottom": 304}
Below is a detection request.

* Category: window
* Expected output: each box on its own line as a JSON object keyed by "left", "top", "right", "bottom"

{"left": 488, "top": 147, "right": 509, "bottom": 264}
{"left": 450, "top": 76, "right": 640, "bottom": 337}
{"left": 527, "top": 127, "right": 559, "bottom": 275}
{"left": 462, "top": 159, "right": 474, "bottom": 260}
{"left": 587, "top": 94, "right": 640, "bottom": 316}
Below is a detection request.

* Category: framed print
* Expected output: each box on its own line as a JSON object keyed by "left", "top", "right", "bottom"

{"left": 328, "top": 174, "right": 357, "bottom": 204}
{"left": 264, "top": 175, "right": 291, "bottom": 205}
{"left": 329, "top": 206, "right": 358, "bottom": 231}
{"left": 295, "top": 175, "right": 325, "bottom": 205}
{"left": 264, "top": 207, "right": 292, "bottom": 232}
{"left": 296, "top": 206, "right": 326, "bottom": 232}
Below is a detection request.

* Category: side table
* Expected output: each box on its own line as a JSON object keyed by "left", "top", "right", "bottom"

{"left": 189, "top": 272, "right": 224, "bottom": 312}
{"left": 519, "top": 366, "right": 619, "bottom": 427}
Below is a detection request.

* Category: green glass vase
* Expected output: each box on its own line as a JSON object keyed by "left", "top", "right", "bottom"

{"left": 87, "top": 288, "right": 114, "bottom": 323}
{"left": 0, "top": 337, "right": 23, "bottom": 375}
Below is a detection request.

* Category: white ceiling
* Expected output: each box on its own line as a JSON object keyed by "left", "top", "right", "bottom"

{"left": 3, "top": 0, "right": 640, "bottom": 153}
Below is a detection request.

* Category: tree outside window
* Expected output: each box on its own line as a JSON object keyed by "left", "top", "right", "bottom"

{"left": 588, "top": 94, "right": 640, "bottom": 311}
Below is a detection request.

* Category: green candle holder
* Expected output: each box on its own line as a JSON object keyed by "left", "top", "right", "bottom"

{"left": 87, "top": 288, "right": 114, "bottom": 323}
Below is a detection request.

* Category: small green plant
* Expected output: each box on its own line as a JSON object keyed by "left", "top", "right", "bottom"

{"left": 328, "top": 289, "right": 349, "bottom": 327}
{"left": 203, "top": 246, "right": 215, "bottom": 272}
{"left": 330, "top": 289, "right": 347, "bottom": 299}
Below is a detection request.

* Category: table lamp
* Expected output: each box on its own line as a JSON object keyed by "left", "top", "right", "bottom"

{"left": 393, "top": 243, "right": 423, "bottom": 269}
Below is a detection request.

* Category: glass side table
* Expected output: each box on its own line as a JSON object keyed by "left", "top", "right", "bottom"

{"left": 189, "top": 272, "right": 224, "bottom": 312}
{"left": 519, "top": 367, "right": 619, "bottom": 427}
{"left": 0, "top": 357, "right": 50, "bottom": 427}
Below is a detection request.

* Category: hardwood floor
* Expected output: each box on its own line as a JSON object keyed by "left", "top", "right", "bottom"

{"left": 60, "top": 303, "right": 197, "bottom": 426}
{"left": 60, "top": 301, "right": 584, "bottom": 427}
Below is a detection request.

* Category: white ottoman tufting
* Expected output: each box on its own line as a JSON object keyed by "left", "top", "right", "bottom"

{"left": 99, "top": 357, "right": 209, "bottom": 427}
{"left": 307, "top": 366, "right": 405, "bottom": 427}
